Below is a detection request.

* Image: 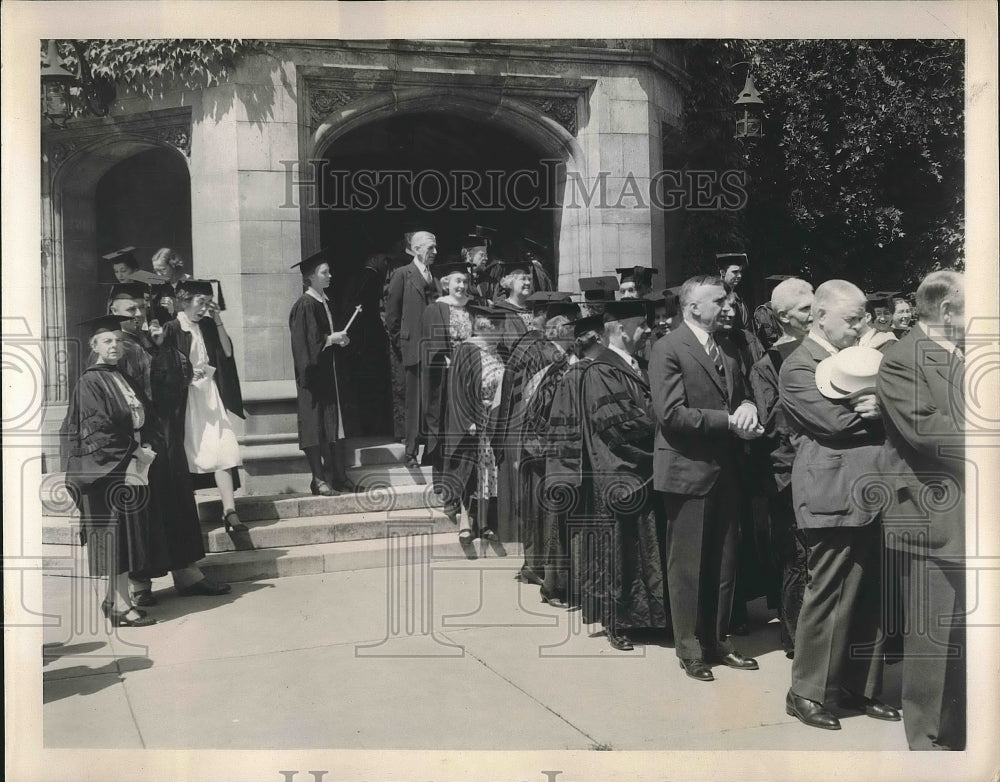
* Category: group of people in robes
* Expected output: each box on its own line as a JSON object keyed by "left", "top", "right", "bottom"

{"left": 61, "top": 248, "right": 246, "bottom": 628}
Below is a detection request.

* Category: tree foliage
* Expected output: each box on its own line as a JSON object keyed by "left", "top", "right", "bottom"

{"left": 44, "top": 39, "right": 270, "bottom": 101}
{"left": 675, "top": 39, "right": 965, "bottom": 293}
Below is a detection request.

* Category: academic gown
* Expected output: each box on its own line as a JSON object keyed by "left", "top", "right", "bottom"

{"left": 517, "top": 347, "right": 571, "bottom": 587}
{"left": 60, "top": 364, "right": 173, "bottom": 578}
{"left": 289, "top": 293, "right": 345, "bottom": 449}
{"left": 160, "top": 317, "right": 244, "bottom": 490}
{"left": 576, "top": 349, "right": 668, "bottom": 631}
{"left": 493, "top": 328, "right": 548, "bottom": 542}
{"left": 442, "top": 341, "right": 503, "bottom": 505}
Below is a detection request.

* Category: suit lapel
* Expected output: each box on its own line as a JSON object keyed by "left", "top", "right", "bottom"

{"left": 678, "top": 322, "right": 726, "bottom": 395}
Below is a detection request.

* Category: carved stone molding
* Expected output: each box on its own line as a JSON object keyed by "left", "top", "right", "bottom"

{"left": 43, "top": 109, "right": 193, "bottom": 179}
{"left": 523, "top": 96, "right": 579, "bottom": 136}
{"left": 309, "top": 88, "right": 372, "bottom": 126}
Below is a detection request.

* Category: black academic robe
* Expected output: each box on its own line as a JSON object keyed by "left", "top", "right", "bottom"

{"left": 493, "top": 298, "right": 530, "bottom": 363}
{"left": 420, "top": 300, "right": 462, "bottom": 463}
{"left": 60, "top": 364, "right": 173, "bottom": 578}
{"left": 493, "top": 329, "right": 549, "bottom": 542}
{"left": 160, "top": 317, "right": 245, "bottom": 490}
{"left": 576, "top": 349, "right": 668, "bottom": 631}
{"left": 289, "top": 292, "right": 344, "bottom": 449}
{"left": 545, "top": 358, "right": 595, "bottom": 607}
{"left": 442, "top": 341, "right": 502, "bottom": 504}
{"left": 517, "top": 348, "right": 571, "bottom": 587}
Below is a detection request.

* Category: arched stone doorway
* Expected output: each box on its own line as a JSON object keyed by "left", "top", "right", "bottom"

{"left": 314, "top": 110, "right": 565, "bottom": 437}
{"left": 44, "top": 129, "right": 192, "bottom": 403}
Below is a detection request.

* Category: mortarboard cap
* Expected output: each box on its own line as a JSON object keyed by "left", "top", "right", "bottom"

{"left": 176, "top": 279, "right": 216, "bottom": 298}
{"left": 616, "top": 266, "right": 659, "bottom": 286}
{"left": 106, "top": 282, "right": 149, "bottom": 302}
{"left": 526, "top": 290, "right": 573, "bottom": 312}
{"left": 546, "top": 301, "right": 581, "bottom": 321}
{"left": 765, "top": 274, "right": 795, "bottom": 285}
{"left": 462, "top": 226, "right": 496, "bottom": 251}
{"left": 78, "top": 314, "right": 132, "bottom": 336}
{"left": 434, "top": 261, "right": 472, "bottom": 278}
{"left": 101, "top": 247, "right": 139, "bottom": 268}
{"left": 497, "top": 260, "right": 531, "bottom": 275}
{"left": 572, "top": 313, "right": 604, "bottom": 338}
{"left": 875, "top": 290, "right": 903, "bottom": 300}
{"left": 291, "top": 248, "right": 331, "bottom": 277}
{"left": 466, "top": 302, "right": 508, "bottom": 322}
{"left": 578, "top": 276, "right": 620, "bottom": 302}
{"left": 715, "top": 252, "right": 749, "bottom": 269}
{"left": 125, "top": 269, "right": 165, "bottom": 286}
{"left": 603, "top": 299, "right": 651, "bottom": 322}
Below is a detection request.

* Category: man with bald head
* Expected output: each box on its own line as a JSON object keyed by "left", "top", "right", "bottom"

{"left": 780, "top": 279, "right": 899, "bottom": 731}
{"left": 385, "top": 231, "right": 442, "bottom": 467}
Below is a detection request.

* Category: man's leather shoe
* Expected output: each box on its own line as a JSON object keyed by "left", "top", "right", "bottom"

{"left": 608, "top": 631, "right": 634, "bottom": 651}
{"left": 177, "top": 578, "right": 231, "bottom": 597}
{"left": 678, "top": 658, "right": 714, "bottom": 681}
{"left": 786, "top": 690, "right": 841, "bottom": 730}
{"left": 841, "top": 695, "right": 901, "bottom": 722}
{"left": 709, "top": 650, "right": 759, "bottom": 670}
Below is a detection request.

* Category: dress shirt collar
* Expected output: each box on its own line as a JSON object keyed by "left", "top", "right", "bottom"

{"left": 920, "top": 322, "right": 963, "bottom": 359}
{"left": 608, "top": 343, "right": 638, "bottom": 370}
{"left": 807, "top": 329, "right": 841, "bottom": 356}
{"left": 305, "top": 287, "right": 329, "bottom": 304}
{"left": 684, "top": 318, "right": 714, "bottom": 349}
{"left": 412, "top": 258, "right": 431, "bottom": 280}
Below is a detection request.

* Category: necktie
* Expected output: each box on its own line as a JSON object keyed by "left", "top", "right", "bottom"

{"left": 706, "top": 336, "right": 729, "bottom": 396}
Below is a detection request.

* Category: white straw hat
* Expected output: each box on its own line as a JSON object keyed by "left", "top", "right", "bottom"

{"left": 815, "top": 345, "right": 884, "bottom": 399}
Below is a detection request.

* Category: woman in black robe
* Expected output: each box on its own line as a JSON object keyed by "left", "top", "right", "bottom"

{"left": 60, "top": 316, "right": 168, "bottom": 627}
{"left": 421, "top": 263, "right": 473, "bottom": 522}
{"left": 443, "top": 305, "right": 506, "bottom": 548}
{"left": 288, "top": 250, "right": 355, "bottom": 495}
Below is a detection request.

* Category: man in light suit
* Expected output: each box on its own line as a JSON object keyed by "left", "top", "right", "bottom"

{"left": 877, "top": 270, "right": 966, "bottom": 750}
{"left": 780, "top": 279, "right": 900, "bottom": 730}
{"left": 384, "top": 231, "right": 442, "bottom": 468}
{"left": 650, "top": 275, "right": 763, "bottom": 682}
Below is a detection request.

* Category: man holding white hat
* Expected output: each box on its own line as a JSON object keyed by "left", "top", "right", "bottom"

{"left": 779, "top": 279, "right": 900, "bottom": 731}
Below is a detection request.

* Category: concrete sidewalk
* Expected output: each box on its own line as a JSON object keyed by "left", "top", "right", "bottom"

{"left": 42, "top": 548, "right": 907, "bottom": 751}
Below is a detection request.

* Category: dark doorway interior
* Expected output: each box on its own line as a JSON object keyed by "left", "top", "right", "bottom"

{"left": 318, "top": 111, "right": 559, "bottom": 439}
{"left": 65, "top": 146, "right": 191, "bottom": 389}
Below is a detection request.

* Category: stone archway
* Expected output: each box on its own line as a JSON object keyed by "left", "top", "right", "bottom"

{"left": 300, "top": 74, "right": 595, "bottom": 290}
{"left": 42, "top": 110, "right": 192, "bottom": 403}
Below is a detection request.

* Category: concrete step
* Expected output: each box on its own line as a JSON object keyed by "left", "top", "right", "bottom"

{"left": 41, "top": 506, "right": 455, "bottom": 552}
{"left": 195, "top": 482, "right": 441, "bottom": 523}
{"left": 194, "top": 532, "right": 523, "bottom": 583}
{"left": 43, "top": 532, "right": 525, "bottom": 583}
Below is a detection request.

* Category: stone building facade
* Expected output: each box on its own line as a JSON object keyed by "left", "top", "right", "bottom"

{"left": 40, "top": 39, "right": 687, "bottom": 492}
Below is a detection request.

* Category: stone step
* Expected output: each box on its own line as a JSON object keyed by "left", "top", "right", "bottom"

{"left": 195, "top": 482, "right": 441, "bottom": 523}
{"left": 194, "top": 532, "right": 522, "bottom": 583}
{"left": 43, "top": 531, "right": 524, "bottom": 583}
{"left": 201, "top": 509, "right": 455, "bottom": 553}
{"left": 42, "top": 506, "right": 456, "bottom": 552}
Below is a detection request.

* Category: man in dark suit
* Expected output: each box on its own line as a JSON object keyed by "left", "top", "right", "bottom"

{"left": 780, "top": 279, "right": 900, "bottom": 730}
{"left": 384, "top": 231, "right": 442, "bottom": 467}
{"left": 877, "top": 270, "right": 966, "bottom": 750}
{"left": 649, "top": 275, "right": 763, "bottom": 681}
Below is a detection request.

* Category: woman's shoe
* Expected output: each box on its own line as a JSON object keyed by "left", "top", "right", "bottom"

{"left": 108, "top": 607, "right": 157, "bottom": 627}
{"left": 458, "top": 528, "right": 474, "bottom": 544}
{"left": 481, "top": 528, "right": 497, "bottom": 541}
{"left": 102, "top": 600, "right": 148, "bottom": 619}
{"left": 132, "top": 590, "right": 158, "bottom": 607}
{"left": 223, "top": 509, "right": 249, "bottom": 534}
{"left": 310, "top": 478, "right": 336, "bottom": 496}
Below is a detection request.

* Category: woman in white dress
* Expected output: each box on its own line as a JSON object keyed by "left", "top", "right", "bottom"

{"left": 161, "top": 280, "right": 248, "bottom": 534}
